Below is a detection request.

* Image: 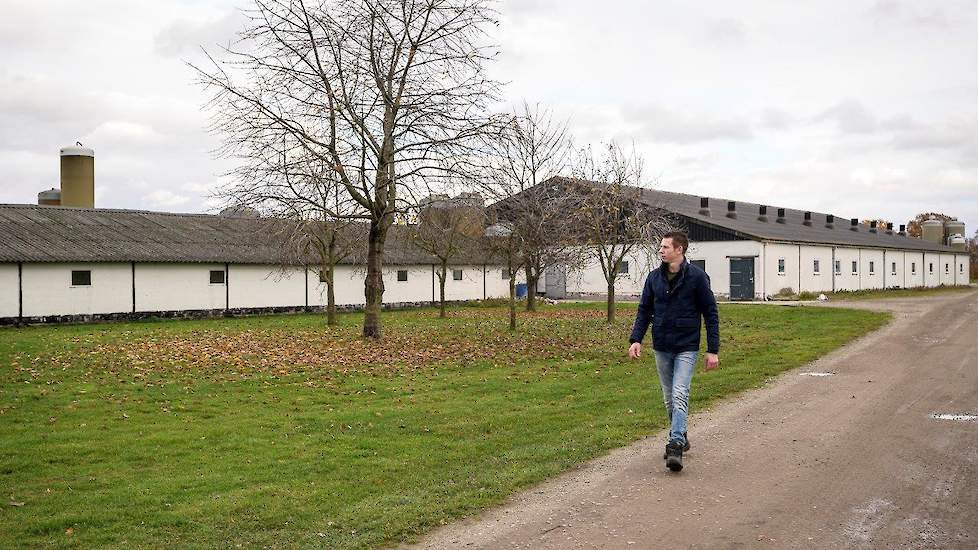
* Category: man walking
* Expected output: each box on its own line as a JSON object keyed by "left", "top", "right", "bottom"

{"left": 628, "top": 231, "right": 720, "bottom": 472}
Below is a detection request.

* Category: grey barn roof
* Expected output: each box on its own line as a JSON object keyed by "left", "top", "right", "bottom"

{"left": 551, "top": 177, "right": 958, "bottom": 253}
{"left": 0, "top": 204, "right": 490, "bottom": 265}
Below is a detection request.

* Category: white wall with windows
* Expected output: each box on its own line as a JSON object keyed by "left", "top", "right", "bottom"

{"left": 2, "top": 260, "right": 511, "bottom": 322}
{"left": 21, "top": 262, "right": 133, "bottom": 317}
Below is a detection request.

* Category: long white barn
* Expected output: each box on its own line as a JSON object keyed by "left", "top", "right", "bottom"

{"left": 0, "top": 204, "right": 510, "bottom": 325}
{"left": 541, "top": 178, "right": 970, "bottom": 300}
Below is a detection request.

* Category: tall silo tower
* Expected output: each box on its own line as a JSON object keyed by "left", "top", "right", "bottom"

{"left": 60, "top": 144, "right": 95, "bottom": 208}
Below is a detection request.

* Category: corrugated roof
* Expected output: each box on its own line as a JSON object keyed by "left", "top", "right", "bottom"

{"left": 0, "top": 204, "right": 494, "bottom": 265}
{"left": 550, "top": 177, "right": 959, "bottom": 253}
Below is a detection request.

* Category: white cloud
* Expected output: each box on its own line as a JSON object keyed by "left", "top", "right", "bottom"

{"left": 148, "top": 189, "right": 190, "bottom": 208}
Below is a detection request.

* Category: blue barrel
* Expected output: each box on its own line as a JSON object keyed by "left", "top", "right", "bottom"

{"left": 515, "top": 283, "right": 527, "bottom": 298}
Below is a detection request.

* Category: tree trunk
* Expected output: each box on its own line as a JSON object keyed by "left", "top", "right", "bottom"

{"left": 508, "top": 271, "right": 516, "bottom": 331}
{"left": 525, "top": 264, "right": 538, "bottom": 312}
{"left": 606, "top": 279, "right": 616, "bottom": 324}
{"left": 326, "top": 264, "right": 337, "bottom": 326}
{"left": 438, "top": 262, "right": 448, "bottom": 319}
{"left": 363, "top": 221, "right": 388, "bottom": 339}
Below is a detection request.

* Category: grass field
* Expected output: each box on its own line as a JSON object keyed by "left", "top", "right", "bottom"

{"left": 825, "top": 284, "right": 973, "bottom": 301}
{"left": 0, "top": 302, "right": 889, "bottom": 549}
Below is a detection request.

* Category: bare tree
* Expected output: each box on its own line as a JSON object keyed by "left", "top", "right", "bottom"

{"left": 412, "top": 192, "right": 486, "bottom": 318}
{"left": 218, "top": 136, "right": 365, "bottom": 326}
{"left": 570, "top": 142, "right": 672, "bottom": 323}
{"left": 479, "top": 102, "right": 578, "bottom": 312}
{"left": 485, "top": 221, "right": 521, "bottom": 331}
{"left": 195, "top": 0, "right": 501, "bottom": 338}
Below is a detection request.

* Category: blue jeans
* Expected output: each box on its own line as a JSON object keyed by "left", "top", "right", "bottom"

{"left": 654, "top": 350, "right": 698, "bottom": 444}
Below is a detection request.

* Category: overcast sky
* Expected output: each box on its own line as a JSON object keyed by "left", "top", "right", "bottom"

{"left": 2, "top": 0, "right": 976, "bottom": 234}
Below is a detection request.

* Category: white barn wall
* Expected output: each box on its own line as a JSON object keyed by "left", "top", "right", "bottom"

{"left": 833, "top": 248, "right": 861, "bottom": 292}
{"left": 957, "top": 254, "right": 968, "bottom": 285}
{"left": 687, "top": 241, "right": 762, "bottom": 299}
{"left": 763, "top": 243, "right": 800, "bottom": 296}
{"left": 0, "top": 264, "right": 18, "bottom": 318}
{"left": 799, "top": 245, "right": 834, "bottom": 293}
{"left": 924, "top": 253, "right": 939, "bottom": 287}
{"left": 23, "top": 262, "right": 132, "bottom": 317}
{"left": 904, "top": 251, "right": 923, "bottom": 288}
{"left": 229, "top": 265, "right": 306, "bottom": 309}
{"left": 883, "top": 251, "right": 904, "bottom": 289}
{"left": 565, "top": 246, "right": 658, "bottom": 296}
{"left": 443, "top": 264, "right": 485, "bottom": 301}
{"left": 485, "top": 266, "right": 513, "bottom": 299}
{"left": 861, "top": 249, "right": 885, "bottom": 290}
{"left": 136, "top": 263, "right": 226, "bottom": 312}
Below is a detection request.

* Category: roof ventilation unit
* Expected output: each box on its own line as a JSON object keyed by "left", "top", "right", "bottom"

{"left": 699, "top": 197, "right": 710, "bottom": 216}
{"left": 886, "top": 222, "right": 894, "bottom": 235}
{"left": 898, "top": 224, "right": 907, "bottom": 236}
{"left": 758, "top": 205, "right": 768, "bottom": 222}
{"left": 726, "top": 201, "right": 737, "bottom": 219}
{"left": 776, "top": 208, "right": 786, "bottom": 224}
{"left": 850, "top": 218, "right": 859, "bottom": 231}
{"left": 869, "top": 221, "right": 878, "bottom": 233}
{"left": 825, "top": 214, "right": 834, "bottom": 229}
{"left": 803, "top": 211, "right": 813, "bottom": 226}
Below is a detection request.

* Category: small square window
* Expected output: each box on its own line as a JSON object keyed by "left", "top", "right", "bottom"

{"left": 813, "top": 259, "right": 820, "bottom": 274}
{"left": 891, "top": 262, "right": 897, "bottom": 275}
{"left": 834, "top": 260, "right": 841, "bottom": 274}
{"left": 851, "top": 260, "right": 858, "bottom": 274}
{"left": 71, "top": 270, "right": 91, "bottom": 286}
{"left": 502, "top": 269, "right": 510, "bottom": 280}
{"left": 778, "top": 258, "right": 785, "bottom": 274}
{"left": 397, "top": 269, "right": 408, "bottom": 282}
{"left": 452, "top": 269, "right": 463, "bottom": 281}
{"left": 911, "top": 262, "right": 916, "bottom": 274}
{"left": 869, "top": 261, "right": 875, "bottom": 275}
{"left": 961, "top": 264, "right": 965, "bottom": 274}
{"left": 929, "top": 263, "right": 933, "bottom": 274}
{"left": 618, "top": 260, "right": 630, "bottom": 274}
{"left": 945, "top": 263, "right": 949, "bottom": 274}
{"left": 691, "top": 259, "right": 706, "bottom": 272}
{"left": 210, "top": 270, "right": 225, "bottom": 284}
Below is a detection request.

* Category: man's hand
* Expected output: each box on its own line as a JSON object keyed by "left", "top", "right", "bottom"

{"left": 628, "top": 342, "right": 642, "bottom": 359}
{"left": 704, "top": 353, "right": 719, "bottom": 371}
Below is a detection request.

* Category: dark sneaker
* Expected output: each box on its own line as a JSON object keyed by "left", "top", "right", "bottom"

{"left": 663, "top": 433, "right": 690, "bottom": 459}
{"left": 665, "top": 441, "right": 684, "bottom": 472}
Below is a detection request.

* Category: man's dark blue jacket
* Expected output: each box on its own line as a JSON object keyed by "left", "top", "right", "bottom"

{"left": 629, "top": 259, "right": 720, "bottom": 354}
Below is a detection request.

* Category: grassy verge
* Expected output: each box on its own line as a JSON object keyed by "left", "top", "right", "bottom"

{"left": 0, "top": 303, "right": 888, "bottom": 548}
{"left": 825, "top": 284, "right": 973, "bottom": 301}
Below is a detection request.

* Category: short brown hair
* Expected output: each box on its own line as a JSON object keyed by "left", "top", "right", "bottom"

{"left": 663, "top": 231, "right": 689, "bottom": 254}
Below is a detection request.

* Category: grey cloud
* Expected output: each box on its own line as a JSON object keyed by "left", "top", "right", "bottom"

{"left": 704, "top": 18, "right": 747, "bottom": 46}
{"left": 760, "top": 107, "right": 794, "bottom": 131}
{"left": 627, "top": 104, "right": 753, "bottom": 144}
{"left": 154, "top": 11, "right": 244, "bottom": 57}
{"left": 814, "top": 100, "right": 878, "bottom": 134}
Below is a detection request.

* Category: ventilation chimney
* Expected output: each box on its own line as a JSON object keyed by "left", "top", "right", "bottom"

{"left": 38, "top": 188, "right": 61, "bottom": 206}
{"left": 776, "top": 208, "right": 786, "bottom": 224}
{"left": 850, "top": 218, "right": 859, "bottom": 231}
{"left": 60, "top": 143, "right": 95, "bottom": 208}
{"left": 886, "top": 222, "right": 894, "bottom": 235}
{"left": 898, "top": 224, "right": 906, "bottom": 236}
{"left": 825, "top": 214, "right": 835, "bottom": 229}
{"left": 758, "top": 205, "right": 768, "bottom": 222}
{"left": 803, "top": 211, "right": 813, "bottom": 226}
{"left": 726, "top": 201, "right": 737, "bottom": 219}
{"left": 869, "top": 220, "right": 878, "bottom": 234}
{"left": 699, "top": 197, "right": 710, "bottom": 216}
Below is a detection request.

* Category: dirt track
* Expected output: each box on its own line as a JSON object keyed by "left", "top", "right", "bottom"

{"left": 402, "top": 290, "right": 978, "bottom": 549}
